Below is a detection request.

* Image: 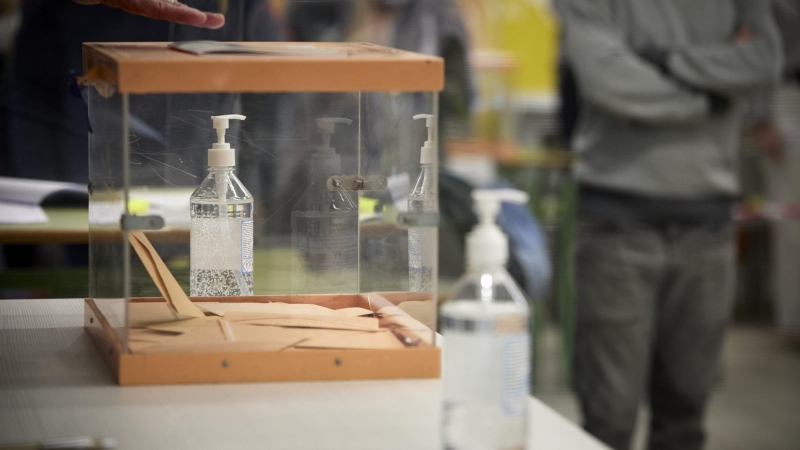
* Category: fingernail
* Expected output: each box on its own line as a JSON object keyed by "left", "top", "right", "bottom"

{"left": 204, "top": 14, "right": 225, "bottom": 29}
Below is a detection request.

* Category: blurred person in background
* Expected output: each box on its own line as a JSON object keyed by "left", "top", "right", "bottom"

{"left": 0, "top": 0, "right": 19, "bottom": 177}
{"left": 274, "top": 0, "right": 472, "bottom": 241}
{"left": 559, "top": 0, "right": 783, "bottom": 449}
{"left": 750, "top": 0, "right": 800, "bottom": 342}
{"left": 6, "top": 0, "right": 272, "bottom": 184}
{"left": 1, "top": 0, "right": 274, "bottom": 272}
{"left": 285, "top": 0, "right": 472, "bottom": 150}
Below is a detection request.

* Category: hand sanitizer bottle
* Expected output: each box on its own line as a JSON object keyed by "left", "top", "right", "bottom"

{"left": 190, "top": 114, "right": 254, "bottom": 297}
{"left": 291, "top": 118, "right": 358, "bottom": 294}
{"left": 442, "top": 189, "right": 531, "bottom": 450}
{"left": 408, "top": 113, "right": 437, "bottom": 293}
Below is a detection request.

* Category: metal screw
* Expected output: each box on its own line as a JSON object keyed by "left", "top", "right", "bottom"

{"left": 222, "top": 360, "right": 229, "bottom": 368}
{"left": 335, "top": 358, "right": 342, "bottom": 366}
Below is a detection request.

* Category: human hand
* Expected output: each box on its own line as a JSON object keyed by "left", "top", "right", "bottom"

{"left": 698, "top": 26, "right": 753, "bottom": 117}
{"left": 755, "top": 122, "right": 785, "bottom": 161}
{"left": 734, "top": 25, "right": 753, "bottom": 43}
{"left": 707, "top": 92, "right": 731, "bottom": 116}
{"left": 74, "top": 0, "right": 225, "bottom": 29}
{"left": 637, "top": 46, "right": 731, "bottom": 116}
{"left": 638, "top": 47, "right": 670, "bottom": 75}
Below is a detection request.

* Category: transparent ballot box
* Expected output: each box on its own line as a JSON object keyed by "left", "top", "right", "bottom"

{"left": 83, "top": 42, "right": 442, "bottom": 385}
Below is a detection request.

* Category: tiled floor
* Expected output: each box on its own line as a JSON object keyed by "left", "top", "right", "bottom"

{"left": 535, "top": 325, "right": 800, "bottom": 450}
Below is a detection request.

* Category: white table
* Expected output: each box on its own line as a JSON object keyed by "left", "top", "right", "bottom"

{"left": 0, "top": 299, "right": 607, "bottom": 450}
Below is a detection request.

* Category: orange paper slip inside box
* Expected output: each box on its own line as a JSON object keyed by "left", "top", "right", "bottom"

{"left": 128, "top": 302, "right": 191, "bottom": 328}
{"left": 146, "top": 316, "right": 221, "bottom": 334}
{"left": 296, "top": 329, "right": 405, "bottom": 350}
{"left": 137, "top": 324, "right": 322, "bottom": 353}
{"left": 224, "top": 312, "right": 379, "bottom": 331}
{"left": 199, "top": 302, "right": 337, "bottom": 317}
{"left": 199, "top": 303, "right": 375, "bottom": 318}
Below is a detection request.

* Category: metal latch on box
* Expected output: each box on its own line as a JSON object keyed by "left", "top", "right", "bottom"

{"left": 120, "top": 214, "right": 165, "bottom": 231}
{"left": 327, "top": 175, "right": 387, "bottom": 191}
{"left": 396, "top": 211, "right": 440, "bottom": 228}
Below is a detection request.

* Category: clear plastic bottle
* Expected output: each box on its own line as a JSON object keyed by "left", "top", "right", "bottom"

{"left": 441, "top": 189, "right": 531, "bottom": 450}
{"left": 291, "top": 118, "right": 358, "bottom": 294}
{"left": 190, "top": 115, "right": 254, "bottom": 297}
{"left": 408, "top": 113, "right": 437, "bottom": 293}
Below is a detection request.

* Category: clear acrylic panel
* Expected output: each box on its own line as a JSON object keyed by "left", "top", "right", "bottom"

{"left": 359, "top": 92, "right": 438, "bottom": 343}
{"left": 88, "top": 86, "right": 128, "bottom": 344}
{"left": 86, "top": 43, "right": 441, "bottom": 353}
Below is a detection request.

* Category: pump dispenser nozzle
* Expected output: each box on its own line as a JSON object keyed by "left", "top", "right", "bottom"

{"left": 413, "top": 114, "right": 436, "bottom": 164}
{"left": 467, "top": 189, "right": 529, "bottom": 270}
{"left": 209, "top": 114, "right": 246, "bottom": 167}
{"left": 315, "top": 118, "right": 352, "bottom": 150}
{"left": 313, "top": 117, "right": 352, "bottom": 175}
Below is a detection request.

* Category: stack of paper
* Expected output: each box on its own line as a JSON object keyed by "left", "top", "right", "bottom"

{"left": 127, "top": 301, "right": 404, "bottom": 354}
{"left": 0, "top": 176, "right": 86, "bottom": 224}
{"left": 123, "top": 230, "right": 406, "bottom": 354}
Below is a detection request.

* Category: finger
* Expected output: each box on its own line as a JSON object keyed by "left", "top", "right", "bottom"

{"left": 198, "top": 12, "right": 226, "bottom": 29}
{"left": 104, "top": 0, "right": 223, "bottom": 28}
{"left": 137, "top": 0, "right": 209, "bottom": 27}
{"left": 152, "top": 1, "right": 227, "bottom": 28}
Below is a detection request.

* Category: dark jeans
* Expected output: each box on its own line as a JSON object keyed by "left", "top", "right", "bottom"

{"left": 573, "top": 220, "right": 736, "bottom": 450}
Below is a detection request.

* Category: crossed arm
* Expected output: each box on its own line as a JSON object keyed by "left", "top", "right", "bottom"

{"left": 562, "top": 0, "right": 783, "bottom": 124}
{"left": 667, "top": 0, "right": 783, "bottom": 94}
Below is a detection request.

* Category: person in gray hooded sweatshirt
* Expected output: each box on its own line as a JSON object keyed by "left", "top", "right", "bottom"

{"left": 559, "top": 0, "right": 783, "bottom": 449}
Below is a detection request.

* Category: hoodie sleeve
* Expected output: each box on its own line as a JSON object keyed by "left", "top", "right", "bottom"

{"left": 668, "top": 0, "right": 784, "bottom": 93}
{"left": 563, "top": 0, "right": 710, "bottom": 124}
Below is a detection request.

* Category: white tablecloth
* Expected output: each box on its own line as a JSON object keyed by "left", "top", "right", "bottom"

{"left": 0, "top": 299, "right": 607, "bottom": 449}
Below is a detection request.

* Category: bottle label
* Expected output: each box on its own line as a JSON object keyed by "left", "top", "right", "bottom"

{"left": 408, "top": 196, "right": 436, "bottom": 293}
{"left": 442, "top": 310, "right": 529, "bottom": 417}
{"left": 241, "top": 219, "right": 253, "bottom": 274}
{"left": 501, "top": 335, "right": 529, "bottom": 416}
{"left": 409, "top": 228, "right": 422, "bottom": 269}
{"left": 307, "top": 214, "right": 357, "bottom": 269}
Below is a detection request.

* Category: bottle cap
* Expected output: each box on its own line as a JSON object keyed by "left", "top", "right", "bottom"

{"left": 466, "top": 189, "right": 529, "bottom": 270}
{"left": 413, "top": 114, "right": 436, "bottom": 164}
{"left": 313, "top": 118, "right": 351, "bottom": 175}
{"left": 208, "top": 114, "right": 245, "bottom": 167}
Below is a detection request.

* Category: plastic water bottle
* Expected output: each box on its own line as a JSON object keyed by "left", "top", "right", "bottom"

{"left": 442, "top": 189, "right": 531, "bottom": 450}
{"left": 291, "top": 118, "right": 358, "bottom": 294}
{"left": 190, "top": 114, "right": 254, "bottom": 297}
{"left": 408, "top": 113, "right": 437, "bottom": 293}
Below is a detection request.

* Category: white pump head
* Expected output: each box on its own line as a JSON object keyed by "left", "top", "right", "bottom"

{"left": 208, "top": 114, "right": 246, "bottom": 167}
{"left": 316, "top": 117, "right": 352, "bottom": 150}
{"left": 413, "top": 114, "right": 436, "bottom": 165}
{"left": 313, "top": 117, "right": 352, "bottom": 175}
{"left": 466, "top": 189, "right": 529, "bottom": 270}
